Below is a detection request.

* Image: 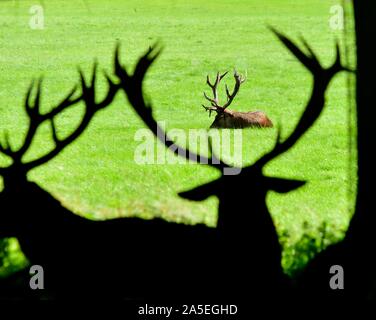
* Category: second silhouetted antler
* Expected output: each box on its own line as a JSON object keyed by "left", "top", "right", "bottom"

{"left": 252, "top": 28, "right": 352, "bottom": 169}
{"left": 0, "top": 62, "right": 119, "bottom": 177}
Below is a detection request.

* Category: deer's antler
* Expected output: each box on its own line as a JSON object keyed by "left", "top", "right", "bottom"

{"left": 202, "top": 70, "right": 245, "bottom": 116}
{"left": 203, "top": 71, "right": 228, "bottom": 108}
{"left": 0, "top": 60, "right": 120, "bottom": 173}
{"left": 251, "top": 28, "right": 352, "bottom": 170}
{"left": 222, "top": 71, "right": 246, "bottom": 109}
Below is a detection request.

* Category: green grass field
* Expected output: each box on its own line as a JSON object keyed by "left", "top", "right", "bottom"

{"left": 0, "top": 0, "right": 356, "bottom": 274}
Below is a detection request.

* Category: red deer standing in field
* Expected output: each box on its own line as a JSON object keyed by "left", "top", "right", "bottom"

{"left": 202, "top": 70, "right": 273, "bottom": 128}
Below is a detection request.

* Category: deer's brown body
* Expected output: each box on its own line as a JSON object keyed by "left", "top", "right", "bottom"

{"left": 210, "top": 110, "right": 273, "bottom": 128}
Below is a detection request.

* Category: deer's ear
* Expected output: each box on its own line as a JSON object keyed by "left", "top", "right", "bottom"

{"left": 179, "top": 180, "right": 219, "bottom": 201}
{"left": 266, "top": 177, "right": 306, "bottom": 194}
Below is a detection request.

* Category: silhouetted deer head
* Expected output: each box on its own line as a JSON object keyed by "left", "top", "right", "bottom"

{"left": 114, "top": 28, "right": 351, "bottom": 296}
{"left": 202, "top": 70, "right": 273, "bottom": 128}
{"left": 0, "top": 60, "right": 220, "bottom": 299}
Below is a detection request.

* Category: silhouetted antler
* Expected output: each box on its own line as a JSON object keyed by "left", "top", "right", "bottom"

{"left": 114, "top": 44, "right": 228, "bottom": 170}
{"left": 0, "top": 61, "right": 119, "bottom": 174}
{"left": 251, "top": 28, "right": 352, "bottom": 170}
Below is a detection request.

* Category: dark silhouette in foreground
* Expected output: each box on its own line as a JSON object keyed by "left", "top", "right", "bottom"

{"left": 0, "top": 60, "right": 218, "bottom": 300}
{"left": 297, "top": 1, "right": 376, "bottom": 301}
{"left": 114, "top": 28, "right": 350, "bottom": 300}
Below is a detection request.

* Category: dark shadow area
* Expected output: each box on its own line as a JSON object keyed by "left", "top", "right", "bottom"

{"left": 0, "top": 61, "right": 219, "bottom": 301}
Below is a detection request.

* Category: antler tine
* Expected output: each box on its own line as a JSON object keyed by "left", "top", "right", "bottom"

{"left": 202, "top": 104, "right": 218, "bottom": 117}
{"left": 6, "top": 79, "right": 45, "bottom": 161}
{"left": 78, "top": 63, "right": 96, "bottom": 108}
{"left": 220, "top": 71, "right": 229, "bottom": 81}
{"left": 77, "top": 60, "right": 118, "bottom": 112}
{"left": 24, "top": 80, "right": 35, "bottom": 115}
{"left": 204, "top": 71, "right": 228, "bottom": 109}
{"left": 40, "top": 85, "right": 80, "bottom": 121}
{"left": 269, "top": 26, "right": 320, "bottom": 73}
{"left": 204, "top": 73, "right": 219, "bottom": 107}
{"left": 50, "top": 116, "right": 59, "bottom": 144}
{"left": 331, "top": 41, "right": 354, "bottom": 74}
{"left": 203, "top": 92, "right": 218, "bottom": 106}
{"left": 215, "top": 72, "right": 221, "bottom": 84}
{"left": 24, "top": 78, "right": 42, "bottom": 117}
{"left": 206, "top": 74, "right": 213, "bottom": 87}
{"left": 222, "top": 69, "right": 244, "bottom": 109}
{"left": 299, "top": 36, "right": 319, "bottom": 61}
{"left": 114, "top": 42, "right": 126, "bottom": 80}
{"left": 0, "top": 131, "right": 14, "bottom": 157}
{"left": 214, "top": 72, "right": 221, "bottom": 87}
{"left": 214, "top": 71, "right": 228, "bottom": 85}
{"left": 225, "top": 84, "right": 230, "bottom": 101}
